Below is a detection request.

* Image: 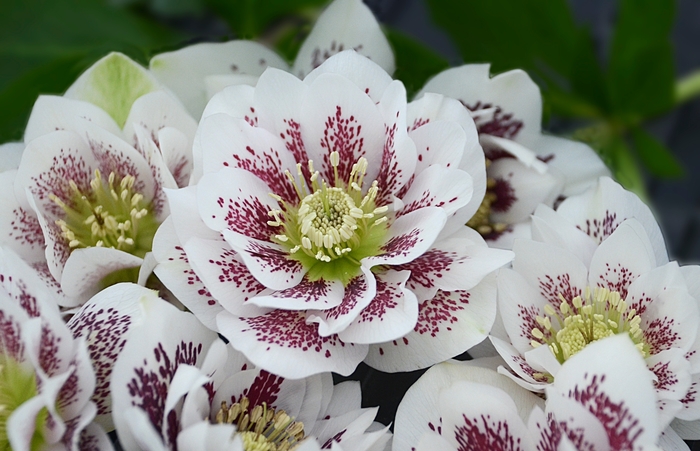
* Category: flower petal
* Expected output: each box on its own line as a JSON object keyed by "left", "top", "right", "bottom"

{"left": 217, "top": 309, "right": 368, "bottom": 378}
{"left": 0, "top": 170, "right": 45, "bottom": 264}
{"left": 396, "top": 165, "right": 473, "bottom": 218}
{"left": 250, "top": 275, "right": 344, "bottom": 310}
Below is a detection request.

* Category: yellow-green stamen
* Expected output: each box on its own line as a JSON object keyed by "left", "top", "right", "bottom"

{"left": 0, "top": 356, "right": 47, "bottom": 451}
{"left": 530, "top": 286, "right": 648, "bottom": 363}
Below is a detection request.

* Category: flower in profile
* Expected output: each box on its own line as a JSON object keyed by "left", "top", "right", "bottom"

{"left": 149, "top": 0, "right": 395, "bottom": 120}
{"left": 493, "top": 208, "right": 699, "bottom": 428}
{"left": 3, "top": 52, "right": 197, "bottom": 305}
{"left": 154, "top": 49, "right": 512, "bottom": 378}
{"left": 394, "top": 335, "right": 668, "bottom": 451}
{"left": 0, "top": 246, "right": 111, "bottom": 450}
{"left": 110, "top": 293, "right": 391, "bottom": 451}
{"left": 419, "top": 65, "right": 610, "bottom": 249}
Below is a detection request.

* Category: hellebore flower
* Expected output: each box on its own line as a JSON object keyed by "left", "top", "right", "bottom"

{"left": 154, "top": 50, "right": 512, "bottom": 378}
{"left": 110, "top": 294, "right": 392, "bottom": 451}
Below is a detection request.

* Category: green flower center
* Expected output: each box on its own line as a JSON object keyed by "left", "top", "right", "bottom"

{"left": 0, "top": 356, "right": 47, "bottom": 451}
{"left": 50, "top": 169, "right": 160, "bottom": 258}
{"left": 215, "top": 397, "right": 305, "bottom": 451}
{"left": 270, "top": 152, "right": 388, "bottom": 285}
{"left": 531, "top": 287, "right": 648, "bottom": 366}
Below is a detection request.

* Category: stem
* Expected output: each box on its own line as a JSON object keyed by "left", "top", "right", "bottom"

{"left": 675, "top": 69, "right": 700, "bottom": 104}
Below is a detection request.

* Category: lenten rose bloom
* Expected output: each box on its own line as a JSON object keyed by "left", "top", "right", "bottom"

{"left": 149, "top": 0, "right": 394, "bottom": 121}
{"left": 154, "top": 50, "right": 513, "bottom": 377}
{"left": 3, "top": 52, "right": 197, "bottom": 305}
{"left": 110, "top": 293, "right": 392, "bottom": 451}
{"left": 418, "top": 65, "right": 610, "bottom": 249}
{"left": 493, "top": 214, "right": 699, "bottom": 429}
{"left": 394, "top": 335, "right": 671, "bottom": 451}
{"left": 0, "top": 246, "right": 111, "bottom": 451}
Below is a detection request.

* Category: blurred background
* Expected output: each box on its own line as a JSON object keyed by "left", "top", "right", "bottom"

{"left": 4, "top": 0, "right": 700, "bottom": 447}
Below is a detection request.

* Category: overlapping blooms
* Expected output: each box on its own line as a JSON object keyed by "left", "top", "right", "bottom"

{"left": 419, "top": 65, "right": 610, "bottom": 249}
{"left": 110, "top": 293, "right": 391, "bottom": 451}
{"left": 492, "top": 177, "right": 700, "bottom": 429}
{"left": 394, "top": 335, "right": 673, "bottom": 451}
{"left": 154, "top": 49, "right": 513, "bottom": 378}
{"left": 1, "top": 52, "right": 197, "bottom": 305}
{"left": 0, "top": 246, "right": 111, "bottom": 451}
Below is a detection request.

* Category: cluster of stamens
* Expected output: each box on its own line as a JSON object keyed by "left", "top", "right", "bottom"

{"left": 215, "top": 397, "right": 305, "bottom": 451}
{"left": 50, "top": 169, "right": 158, "bottom": 257}
{"left": 0, "top": 356, "right": 45, "bottom": 449}
{"left": 268, "top": 151, "right": 388, "bottom": 279}
{"left": 466, "top": 161, "right": 508, "bottom": 236}
{"left": 530, "top": 287, "right": 647, "bottom": 365}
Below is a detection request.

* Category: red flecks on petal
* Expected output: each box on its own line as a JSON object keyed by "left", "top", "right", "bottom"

{"left": 409, "top": 117, "right": 430, "bottom": 132}
{"left": 324, "top": 275, "right": 367, "bottom": 321}
{"left": 453, "top": 412, "right": 525, "bottom": 451}
{"left": 509, "top": 355, "right": 550, "bottom": 383}
{"left": 229, "top": 145, "right": 297, "bottom": 204}
{"left": 595, "top": 263, "right": 636, "bottom": 300}
{"left": 577, "top": 210, "right": 620, "bottom": 244}
{"left": 0, "top": 310, "right": 24, "bottom": 361}
{"left": 681, "top": 381, "right": 697, "bottom": 407}
{"left": 537, "top": 273, "right": 582, "bottom": 309}
{"left": 490, "top": 177, "right": 517, "bottom": 213}
{"left": 464, "top": 101, "right": 523, "bottom": 140}
{"left": 172, "top": 245, "right": 218, "bottom": 304}
{"left": 89, "top": 138, "right": 148, "bottom": 203}
{"left": 208, "top": 247, "right": 265, "bottom": 301}
{"left": 644, "top": 317, "right": 680, "bottom": 354}
{"left": 322, "top": 429, "right": 347, "bottom": 449}
{"left": 320, "top": 106, "right": 365, "bottom": 183}
{"left": 57, "top": 359, "right": 80, "bottom": 411}
{"left": 241, "top": 310, "right": 345, "bottom": 356}
{"left": 232, "top": 370, "right": 284, "bottom": 408}
{"left": 215, "top": 195, "right": 279, "bottom": 242}
{"left": 516, "top": 303, "right": 547, "bottom": 344}
{"left": 381, "top": 228, "right": 421, "bottom": 259}
{"left": 567, "top": 373, "right": 645, "bottom": 451}
{"left": 269, "top": 277, "right": 335, "bottom": 305}
{"left": 245, "top": 242, "right": 303, "bottom": 281}
{"left": 358, "top": 277, "right": 398, "bottom": 323}
{"left": 39, "top": 322, "right": 62, "bottom": 375}
{"left": 309, "top": 41, "right": 364, "bottom": 71}
{"left": 376, "top": 122, "right": 402, "bottom": 205}
{"left": 68, "top": 304, "right": 133, "bottom": 416}
{"left": 9, "top": 207, "right": 45, "bottom": 250}
{"left": 413, "top": 291, "right": 468, "bottom": 337}
{"left": 650, "top": 360, "right": 679, "bottom": 391}
{"left": 29, "top": 148, "right": 92, "bottom": 217}
{"left": 397, "top": 249, "right": 457, "bottom": 292}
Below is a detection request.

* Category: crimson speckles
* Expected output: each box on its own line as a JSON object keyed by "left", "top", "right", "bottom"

{"left": 241, "top": 310, "right": 342, "bottom": 356}
{"left": 281, "top": 119, "right": 310, "bottom": 176}
{"left": 246, "top": 242, "right": 303, "bottom": 278}
{"left": 650, "top": 360, "right": 679, "bottom": 391}
{"left": 39, "top": 322, "right": 62, "bottom": 374}
{"left": 244, "top": 107, "right": 258, "bottom": 127}
{"left": 30, "top": 148, "right": 91, "bottom": 216}
{"left": 454, "top": 413, "right": 525, "bottom": 451}
{"left": 9, "top": 207, "right": 45, "bottom": 250}
{"left": 597, "top": 263, "right": 635, "bottom": 300}
{"left": 270, "top": 277, "right": 333, "bottom": 304}
{"left": 398, "top": 249, "right": 457, "bottom": 291}
{"left": 376, "top": 122, "right": 402, "bottom": 205}
{"left": 172, "top": 246, "right": 218, "bottom": 305}
{"left": 309, "top": 41, "right": 364, "bottom": 72}
{"left": 517, "top": 303, "right": 544, "bottom": 342}
{"left": 234, "top": 370, "right": 284, "bottom": 408}
{"left": 229, "top": 144, "right": 297, "bottom": 203}
{"left": 537, "top": 273, "right": 581, "bottom": 309}
{"left": 359, "top": 278, "right": 398, "bottom": 322}
{"left": 14, "top": 279, "right": 40, "bottom": 318}
{"left": 320, "top": 106, "right": 365, "bottom": 182}
{"left": 57, "top": 362, "right": 80, "bottom": 411}
{"left": 644, "top": 317, "right": 680, "bottom": 354}
{"left": 397, "top": 189, "right": 446, "bottom": 218}
{"left": 568, "top": 373, "right": 644, "bottom": 451}
{"left": 324, "top": 275, "right": 367, "bottom": 320}
{"left": 491, "top": 178, "right": 517, "bottom": 213}
{"left": 322, "top": 429, "right": 347, "bottom": 449}
{"left": 68, "top": 304, "right": 133, "bottom": 415}
{"left": 88, "top": 138, "right": 148, "bottom": 200}
{"left": 414, "top": 291, "right": 467, "bottom": 337}
{"left": 216, "top": 195, "right": 278, "bottom": 241}
{"left": 78, "top": 428, "right": 101, "bottom": 451}
{"left": 511, "top": 355, "right": 549, "bottom": 383}
{"left": 208, "top": 248, "right": 264, "bottom": 299}
{"left": 681, "top": 381, "right": 697, "bottom": 406}
{"left": 382, "top": 228, "right": 422, "bottom": 258}
{"left": 126, "top": 341, "right": 203, "bottom": 442}
{"left": 464, "top": 101, "right": 523, "bottom": 140}
{"left": 409, "top": 117, "right": 430, "bottom": 132}
{"left": 578, "top": 211, "right": 620, "bottom": 243}
{"left": 0, "top": 310, "right": 23, "bottom": 360}
{"left": 170, "top": 155, "right": 191, "bottom": 188}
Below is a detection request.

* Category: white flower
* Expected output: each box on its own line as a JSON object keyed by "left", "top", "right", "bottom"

{"left": 493, "top": 180, "right": 699, "bottom": 429}
{"left": 0, "top": 246, "right": 111, "bottom": 451}
{"left": 394, "top": 335, "right": 671, "bottom": 451}
{"left": 109, "top": 293, "right": 391, "bottom": 451}
{"left": 154, "top": 50, "right": 512, "bottom": 377}
{"left": 418, "top": 65, "right": 610, "bottom": 249}
{"left": 148, "top": 0, "right": 395, "bottom": 121}
{"left": 2, "top": 52, "right": 197, "bottom": 305}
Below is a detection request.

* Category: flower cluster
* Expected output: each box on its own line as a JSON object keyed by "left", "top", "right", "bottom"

{"left": 0, "top": 0, "right": 697, "bottom": 449}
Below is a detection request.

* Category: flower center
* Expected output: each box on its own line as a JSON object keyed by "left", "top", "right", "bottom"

{"left": 214, "top": 397, "right": 305, "bottom": 451}
{"left": 50, "top": 169, "right": 159, "bottom": 258}
{"left": 466, "top": 161, "right": 508, "bottom": 237}
{"left": 270, "top": 151, "right": 388, "bottom": 284}
{"left": 530, "top": 287, "right": 648, "bottom": 365}
{"left": 0, "top": 356, "right": 47, "bottom": 451}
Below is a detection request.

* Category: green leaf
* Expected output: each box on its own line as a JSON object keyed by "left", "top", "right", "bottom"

{"left": 607, "top": 137, "right": 647, "bottom": 200}
{"left": 569, "top": 28, "right": 609, "bottom": 114}
{"left": 630, "top": 127, "right": 683, "bottom": 178}
{"left": 206, "top": 0, "right": 327, "bottom": 38}
{"left": 608, "top": 0, "right": 675, "bottom": 117}
{"left": 384, "top": 29, "right": 449, "bottom": 99}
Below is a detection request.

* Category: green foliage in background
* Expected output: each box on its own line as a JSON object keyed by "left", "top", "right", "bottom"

{"left": 1, "top": 0, "right": 698, "bottom": 197}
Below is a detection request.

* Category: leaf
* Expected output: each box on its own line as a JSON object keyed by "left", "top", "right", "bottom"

{"left": 384, "top": 28, "right": 449, "bottom": 99}
{"left": 630, "top": 127, "right": 683, "bottom": 178}
{"left": 608, "top": 0, "right": 675, "bottom": 117}
{"left": 569, "top": 28, "right": 609, "bottom": 114}
{"left": 607, "top": 137, "right": 647, "bottom": 200}
{"left": 206, "top": 0, "right": 327, "bottom": 38}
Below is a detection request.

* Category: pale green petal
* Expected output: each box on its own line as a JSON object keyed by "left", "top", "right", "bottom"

{"left": 65, "top": 52, "right": 160, "bottom": 128}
